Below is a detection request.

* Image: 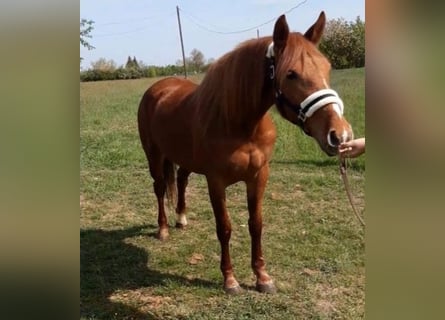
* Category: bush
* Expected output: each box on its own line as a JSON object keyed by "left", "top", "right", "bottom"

{"left": 320, "top": 17, "right": 365, "bottom": 69}
{"left": 80, "top": 69, "right": 115, "bottom": 82}
{"left": 80, "top": 63, "right": 187, "bottom": 82}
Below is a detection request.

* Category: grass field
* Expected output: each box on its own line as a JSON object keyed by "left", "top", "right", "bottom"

{"left": 80, "top": 68, "right": 365, "bottom": 319}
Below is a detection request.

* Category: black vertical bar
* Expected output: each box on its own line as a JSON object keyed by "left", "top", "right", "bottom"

{"left": 176, "top": 6, "right": 187, "bottom": 78}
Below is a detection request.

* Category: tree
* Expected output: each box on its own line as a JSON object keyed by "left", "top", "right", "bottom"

{"left": 189, "top": 49, "right": 205, "bottom": 73}
{"left": 132, "top": 56, "right": 139, "bottom": 69}
{"left": 319, "top": 17, "right": 365, "bottom": 69}
{"left": 202, "top": 57, "right": 215, "bottom": 72}
{"left": 350, "top": 17, "right": 365, "bottom": 67}
{"left": 125, "top": 56, "right": 140, "bottom": 69}
{"left": 80, "top": 19, "right": 95, "bottom": 50}
{"left": 148, "top": 67, "right": 157, "bottom": 78}
{"left": 125, "top": 56, "right": 133, "bottom": 69}
{"left": 175, "top": 49, "right": 206, "bottom": 74}
{"left": 80, "top": 19, "right": 95, "bottom": 63}
{"left": 90, "top": 58, "right": 117, "bottom": 72}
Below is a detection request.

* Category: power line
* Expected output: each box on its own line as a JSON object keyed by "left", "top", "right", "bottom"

{"left": 89, "top": 1, "right": 308, "bottom": 38}
{"left": 97, "top": 16, "right": 160, "bottom": 27}
{"left": 94, "top": 26, "right": 151, "bottom": 37}
{"left": 179, "top": 0, "right": 308, "bottom": 35}
{"left": 95, "top": 10, "right": 175, "bottom": 27}
{"left": 93, "top": 13, "right": 176, "bottom": 37}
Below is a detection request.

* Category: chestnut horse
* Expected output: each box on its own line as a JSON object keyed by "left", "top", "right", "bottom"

{"left": 138, "top": 12, "right": 353, "bottom": 294}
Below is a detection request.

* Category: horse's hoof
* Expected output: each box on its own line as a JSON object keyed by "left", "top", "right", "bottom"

{"left": 156, "top": 229, "right": 169, "bottom": 241}
{"left": 175, "top": 222, "right": 186, "bottom": 229}
{"left": 256, "top": 282, "right": 277, "bottom": 294}
{"left": 224, "top": 285, "right": 243, "bottom": 295}
{"left": 175, "top": 214, "right": 187, "bottom": 229}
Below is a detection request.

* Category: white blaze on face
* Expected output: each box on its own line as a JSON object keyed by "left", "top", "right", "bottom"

{"left": 322, "top": 77, "right": 343, "bottom": 119}
{"left": 332, "top": 104, "right": 343, "bottom": 118}
{"left": 341, "top": 129, "right": 350, "bottom": 143}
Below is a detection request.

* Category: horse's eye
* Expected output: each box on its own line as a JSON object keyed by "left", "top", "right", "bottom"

{"left": 286, "top": 70, "right": 299, "bottom": 80}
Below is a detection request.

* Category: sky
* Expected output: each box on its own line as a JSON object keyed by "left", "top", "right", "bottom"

{"left": 80, "top": 0, "right": 365, "bottom": 70}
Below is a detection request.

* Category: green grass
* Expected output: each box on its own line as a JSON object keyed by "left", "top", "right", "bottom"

{"left": 80, "top": 69, "right": 365, "bottom": 319}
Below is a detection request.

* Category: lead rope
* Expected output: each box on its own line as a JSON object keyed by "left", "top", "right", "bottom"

{"left": 339, "top": 157, "right": 365, "bottom": 227}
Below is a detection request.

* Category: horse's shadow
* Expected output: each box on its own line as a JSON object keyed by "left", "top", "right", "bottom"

{"left": 80, "top": 225, "right": 219, "bottom": 319}
{"left": 272, "top": 158, "right": 365, "bottom": 171}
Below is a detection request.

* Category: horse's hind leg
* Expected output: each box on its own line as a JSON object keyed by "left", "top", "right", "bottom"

{"left": 175, "top": 167, "right": 191, "bottom": 228}
{"left": 146, "top": 147, "right": 170, "bottom": 240}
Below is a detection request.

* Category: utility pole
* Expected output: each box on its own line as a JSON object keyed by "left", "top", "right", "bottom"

{"left": 176, "top": 6, "right": 187, "bottom": 78}
{"left": 257, "top": 29, "right": 259, "bottom": 39}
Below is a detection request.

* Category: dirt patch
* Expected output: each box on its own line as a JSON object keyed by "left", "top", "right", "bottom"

{"left": 109, "top": 289, "right": 173, "bottom": 312}
{"left": 311, "top": 283, "right": 349, "bottom": 317}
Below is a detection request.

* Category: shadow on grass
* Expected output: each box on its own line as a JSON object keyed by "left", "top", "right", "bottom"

{"left": 80, "top": 225, "right": 220, "bottom": 319}
{"left": 272, "top": 158, "right": 365, "bottom": 171}
{"left": 272, "top": 158, "right": 337, "bottom": 167}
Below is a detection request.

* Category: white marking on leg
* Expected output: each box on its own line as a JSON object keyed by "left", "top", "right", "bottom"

{"left": 176, "top": 213, "right": 188, "bottom": 226}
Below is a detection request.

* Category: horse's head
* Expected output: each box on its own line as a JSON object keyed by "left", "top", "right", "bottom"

{"left": 269, "top": 12, "right": 353, "bottom": 156}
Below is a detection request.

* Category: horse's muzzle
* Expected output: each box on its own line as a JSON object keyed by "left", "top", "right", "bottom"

{"left": 325, "top": 128, "right": 353, "bottom": 156}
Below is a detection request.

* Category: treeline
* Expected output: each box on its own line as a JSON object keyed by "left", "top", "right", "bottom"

{"left": 80, "top": 49, "right": 210, "bottom": 82}
{"left": 80, "top": 63, "right": 188, "bottom": 82}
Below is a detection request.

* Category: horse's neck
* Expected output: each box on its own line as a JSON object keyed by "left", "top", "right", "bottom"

{"left": 194, "top": 40, "right": 276, "bottom": 137}
{"left": 232, "top": 41, "right": 276, "bottom": 133}
{"left": 244, "top": 89, "right": 275, "bottom": 134}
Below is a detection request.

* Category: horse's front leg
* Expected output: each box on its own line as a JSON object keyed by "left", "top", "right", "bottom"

{"left": 206, "top": 177, "right": 242, "bottom": 294}
{"left": 246, "top": 164, "right": 276, "bottom": 293}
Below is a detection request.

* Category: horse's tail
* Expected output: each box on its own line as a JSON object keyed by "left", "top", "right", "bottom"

{"left": 163, "top": 159, "right": 177, "bottom": 208}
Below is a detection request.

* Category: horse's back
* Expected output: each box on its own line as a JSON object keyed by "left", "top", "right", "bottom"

{"left": 139, "top": 77, "right": 196, "bottom": 114}
{"left": 138, "top": 76, "right": 196, "bottom": 128}
{"left": 138, "top": 77, "right": 199, "bottom": 167}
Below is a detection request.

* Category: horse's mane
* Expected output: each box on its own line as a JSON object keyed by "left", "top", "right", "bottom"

{"left": 192, "top": 37, "right": 274, "bottom": 138}
{"left": 191, "top": 34, "right": 308, "bottom": 139}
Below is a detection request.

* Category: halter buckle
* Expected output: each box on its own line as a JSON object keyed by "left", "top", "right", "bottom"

{"left": 298, "top": 111, "right": 307, "bottom": 123}
{"left": 269, "top": 64, "right": 275, "bottom": 80}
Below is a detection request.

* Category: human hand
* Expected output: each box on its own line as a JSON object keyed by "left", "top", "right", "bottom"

{"left": 339, "top": 138, "right": 365, "bottom": 158}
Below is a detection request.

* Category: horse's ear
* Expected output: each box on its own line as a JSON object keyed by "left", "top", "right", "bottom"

{"left": 304, "top": 11, "right": 326, "bottom": 45}
{"left": 273, "top": 15, "right": 289, "bottom": 52}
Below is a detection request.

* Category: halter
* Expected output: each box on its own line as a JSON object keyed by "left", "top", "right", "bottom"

{"left": 266, "top": 42, "right": 344, "bottom": 132}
